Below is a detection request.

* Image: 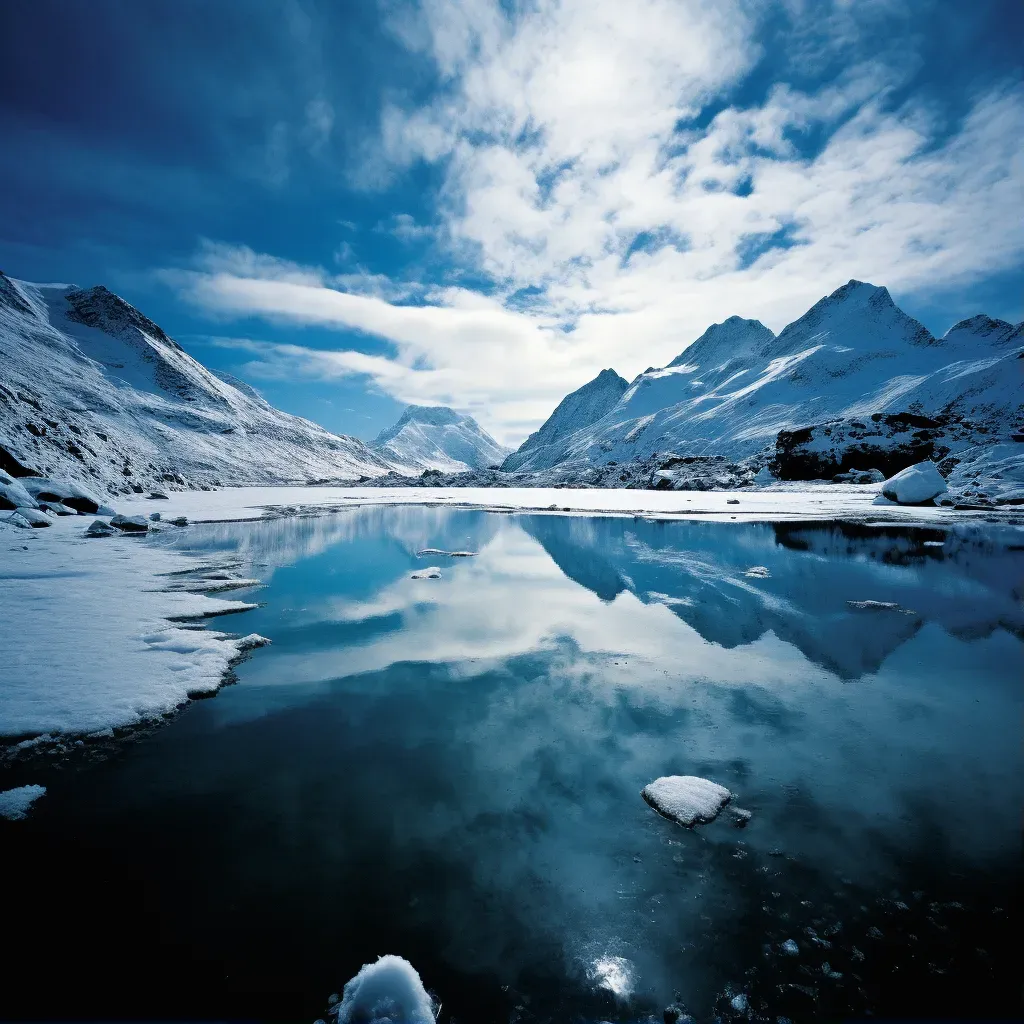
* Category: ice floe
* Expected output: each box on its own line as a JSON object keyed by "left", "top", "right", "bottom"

{"left": 0, "top": 784, "right": 46, "bottom": 820}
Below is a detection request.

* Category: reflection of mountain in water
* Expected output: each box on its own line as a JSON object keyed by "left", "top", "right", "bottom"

{"left": 521, "top": 515, "right": 1024, "bottom": 678}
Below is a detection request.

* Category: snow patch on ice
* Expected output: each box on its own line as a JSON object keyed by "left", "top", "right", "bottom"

{"left": 0, "top": 784, "right": 46, "bottom": 820}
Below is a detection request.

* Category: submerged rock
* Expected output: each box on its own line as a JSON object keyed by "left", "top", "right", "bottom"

{"left": 642, "top": 775, "right": 732, "bottom": 827}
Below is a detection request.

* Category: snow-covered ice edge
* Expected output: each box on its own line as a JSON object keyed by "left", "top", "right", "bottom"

{"left": 102, "top": 482, "right": 1024, "bottom": 527}
{"left": 0, "top": 510, "right": 269, "bottom": 756}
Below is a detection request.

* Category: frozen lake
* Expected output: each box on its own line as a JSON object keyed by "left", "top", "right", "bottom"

{"left": 4, "top": 506, "right": 1021, "bottom": 1021}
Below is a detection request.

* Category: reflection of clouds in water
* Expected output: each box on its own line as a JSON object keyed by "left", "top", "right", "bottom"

{"left": 165, "top": 507, "right": 1024, "bottom": 1013}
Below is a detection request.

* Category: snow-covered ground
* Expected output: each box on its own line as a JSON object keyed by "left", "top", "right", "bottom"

{"left": 97, "top": 481, "right": 1024, "bottom": 525}
{"left": 2, "top": 483, "right": 1020, "bottom": 760}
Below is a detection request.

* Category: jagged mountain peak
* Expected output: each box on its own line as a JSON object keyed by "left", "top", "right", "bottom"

{"left": 668, "top": 316, "right": 774, "bottom": 368}
{"left": 943, "top": 314, "right": 1022, "bottom": 348}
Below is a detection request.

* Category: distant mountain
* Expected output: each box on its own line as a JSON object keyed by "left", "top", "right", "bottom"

{"left": 0, "top": 273, "right": 395, "bottom": 493}
{"left": 504, "top": 281, "right": 1023, "bottom": 473}
{"left": 502, "top": 368, "right": 628, "bottom": 472}
{"left": 373, "top": 405, "right": 511, "bottom": 472}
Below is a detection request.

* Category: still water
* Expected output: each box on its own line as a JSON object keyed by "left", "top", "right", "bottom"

{"left": 5, "top": 507, "right": 1022, "bottom": 1021}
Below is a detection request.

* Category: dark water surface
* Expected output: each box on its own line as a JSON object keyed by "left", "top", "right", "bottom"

{"left": 4, "top": 508, "right": 1022, "bottom": 1022}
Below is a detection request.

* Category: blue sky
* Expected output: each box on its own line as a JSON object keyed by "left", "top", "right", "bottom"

{"left": 1, "top": 0, "right": 1021, "bottom": 445}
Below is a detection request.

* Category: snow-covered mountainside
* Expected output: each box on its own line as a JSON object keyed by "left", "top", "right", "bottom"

{"left": 0, "top": 274, "right": 395, "bottom": 494}
{"left": 507, "top": 282, "right": 1023, "bottom": 479}
{"left": 373, "top": 405, "right": 510, "bottom": 472}
{"left": 502, "top": 367, "right": 629, "bottom": 472}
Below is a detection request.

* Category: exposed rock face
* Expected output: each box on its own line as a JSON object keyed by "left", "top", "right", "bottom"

{"left": 769, "top": 412, "right": 973, "bottom": 481}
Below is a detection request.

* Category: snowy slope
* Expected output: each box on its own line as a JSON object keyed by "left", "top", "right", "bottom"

{"left": 508, "top": 282, "right": 1024, "bottom": 472}
{"left": 0, "top": 274, "right": 395, "bottom": 493}
{"left": 502, "top": 368, "right": 629, "bottom": 472}
{"left": 373, "top": 405, "right": 510, "bottom": 472}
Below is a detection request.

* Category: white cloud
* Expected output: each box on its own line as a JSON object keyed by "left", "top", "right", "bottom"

{"left": 171, "top": 0, "right": 1024, "bottom": 444}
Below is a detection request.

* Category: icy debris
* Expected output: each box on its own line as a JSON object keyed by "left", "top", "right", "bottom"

{"left": 110, "top": 514, "right": 149, "bottom": 533}
{"left": 235, "top": 634, "right": 271, "bottom": 652}
{"left": 416, "top": 548, "right": 477, "bottom": 557}
{"left": 781, "top": 939, "right": 799, "bottom": 956}
{"left": 85, "top": 519, "right": 115, "bottom": 537}
{"left": 335, "top": 954, "right": 435, "bottom": 1024}
{"left": 588, "top": 955, "right": 635, "bottom": 999}
{"left": 820, "top": 963, "right": 843, "bottom": 980}
{"left": 0, "top": 784, "right": 46, "bottom": 820}
{"left": 642, "top": 775, "right": 732, "bottom": 827}
{"left": 744, "top": 566, "right": 771, "bottom": 578}
{"left": 847, "top": 600, "right": 915, "bottom": 615}
{"left": 881, "top": 462, "right": 947, "bottom": 505}
{"left": 410, "top": 566, "right": 442, "bottom": 579}
{"left": 730, "top": 993, "right": 749, "bottom": 1013}
{"left": 730, "top": 806, "right": 753, "bottom": 827}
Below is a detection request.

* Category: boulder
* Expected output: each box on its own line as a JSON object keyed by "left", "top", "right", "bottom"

{"left": 0, "top": 475, "right": 38, "bottom": 510}
{"left": 14, "top": 507, "right": 52, "bottom": 527}
{"left": 148, "top": 491, "right": 169, "bottom": 500}
{"left": 149, "top": 511, "right": 162, "bottom": 522}
{"left": 169, "top": 516, "right": 189, "bottom": 526}
{"left": 19, "top": 477, "right": 101, "bottom": 514}
{"left": 110, "top": 514, "right": 149, "bottom": 533}
{"left": 85, "top": 519, "right": 115, "bottom": 537}
{"left": 39, "top": 501, "right": 78, "bottom": 516}
{"left": 880, "top": 461, "right": 947, "bottom": 505}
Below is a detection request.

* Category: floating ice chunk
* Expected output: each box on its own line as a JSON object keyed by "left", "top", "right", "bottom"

{"left": 0, "top": 784, "right": 46, "bottom": 820}
{"left": 642, "top": 775, "right": 732, "bottom": 827}
{"left": 336, "top": 954, "right": 435, "bottom": 1024}
{"left": 781, "top": 939, "right": 799, "bottom": 956}
{"left": 410, "top": 566, "right": 441, "bottom": 579}
{"left": 881, "top": 461, "right": 947, "bottom": 504}
{"left": 744, "top": 566, "right": 771, "bottom": 579}
{"left": 236, "top": 634, "right": 271, "bottom": 652}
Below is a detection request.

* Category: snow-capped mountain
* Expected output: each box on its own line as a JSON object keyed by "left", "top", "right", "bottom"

{"left": 502, "top": 368, "right": 628, "bottom": 472}
{"left": 373, "top": 405, "right": 510, "bottom": 472}
{"left": 506, "top": 281, "right": 1023, "bottom": 473}
{"left": 0, "top": 273, "right": 395, "bottom": 493}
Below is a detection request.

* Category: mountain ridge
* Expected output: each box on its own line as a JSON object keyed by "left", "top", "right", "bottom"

{"left": 373, "top": 404, "right": 510, "bottom": 472}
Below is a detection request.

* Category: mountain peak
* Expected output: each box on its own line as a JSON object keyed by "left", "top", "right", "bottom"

{"left": 396, "top": 405, "right": 464, "bottom": 428}
{"left": 373, "top": 405, "right": 509, "bottom": 471}
{"left": 668, "top": 316, "right": 774, "bottom": 368}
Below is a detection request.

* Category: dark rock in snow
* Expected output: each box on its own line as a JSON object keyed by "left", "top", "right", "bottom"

{"left": 110, "top": 514, "right": 149, "bottom": 533}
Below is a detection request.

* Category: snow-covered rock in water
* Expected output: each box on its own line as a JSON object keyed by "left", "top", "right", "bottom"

{"left": 85, "top": 519, "right": 115, "bottom": 537}
{"left": 781, "top": 939, "right": 800, "bottom": 956}
{"left": 336, "top": 955, "right": 435, "bottom": 1024}
{"left": 373, "top": 405, "right": 510, "bottom": 473}
{"left": 410, "top": 566, "right": 441, "bottom": 580}
{"left": 881, "top": 462, "right": 948, "bottom": 504}
{"left": 110, "top": 513, "right": 149, "bottom": 533}
{"left": 14, "top": 506, "right": 51, "bottom": 527}
{"left": 503, "top": 368, "right": 629, "bottom": 472}
{"left": 0, "top": 273, "right": 397, "bottom": 495}
{"left": 0, "top": 784, "right": 46, "bottom": 820}
{"left": 642, "top": 775, "right": 732, "bottom": 827}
